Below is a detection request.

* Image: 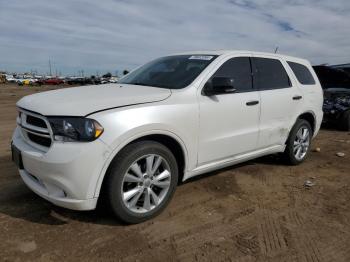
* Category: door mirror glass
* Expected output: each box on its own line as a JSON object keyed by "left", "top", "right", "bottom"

{"left": 203, "top": 77, "right": 236, "bottom": 96}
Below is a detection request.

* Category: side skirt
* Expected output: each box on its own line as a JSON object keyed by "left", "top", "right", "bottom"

{"left": 183, "top": 145, "right": 285, "bottom": 181}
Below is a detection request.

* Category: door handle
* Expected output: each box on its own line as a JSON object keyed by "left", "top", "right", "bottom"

{"left": 246, "top": 100, "right": 259, "bottom": 106}
{"left": 293, "top": 95, "right": 302, "bottom": 100}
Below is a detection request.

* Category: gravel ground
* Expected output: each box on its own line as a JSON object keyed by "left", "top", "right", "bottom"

{"left": 0, "top": 84, "right": 349, "bottom": 261}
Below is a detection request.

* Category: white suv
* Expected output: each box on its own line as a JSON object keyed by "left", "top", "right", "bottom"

{"left": 12, "top": 51, "right": 323, "bottom": 223}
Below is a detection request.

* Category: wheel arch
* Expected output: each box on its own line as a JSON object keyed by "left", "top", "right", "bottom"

{"left": 285, "top": 111, "right": 317, "bottom": 145}
{"left": 297, "top": 111, "right": 316, "bottom": 135}
{"left": 94, "top": 130, "right": 188, "bottom": 198}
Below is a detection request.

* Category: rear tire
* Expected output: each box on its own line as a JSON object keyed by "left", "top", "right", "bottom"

{"left": 338, "top": 110, "right": 350, "bottom": 131}
{"left": 284, "top": 119, "right": 312, "bottom": 165}
{"left": 106, "top": 141, "right": 178, "bottom": 224}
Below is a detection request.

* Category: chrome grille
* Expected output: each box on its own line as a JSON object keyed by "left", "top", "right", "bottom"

{"left": 26, "top": 115, "right": 47, "bottom": 128}
{"left": 17, "top": 109, "right": 53, "bottom": 151}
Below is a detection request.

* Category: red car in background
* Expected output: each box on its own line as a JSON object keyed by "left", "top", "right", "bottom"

{"left": 44, "top": 78, "right": 64, "bottom": 85}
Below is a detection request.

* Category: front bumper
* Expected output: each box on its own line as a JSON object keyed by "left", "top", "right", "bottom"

{"left": 19, "top": 169, "right": 98, "bottom": 210}
{"left": 12, "top": 127, "right": 111, "bottom": 210}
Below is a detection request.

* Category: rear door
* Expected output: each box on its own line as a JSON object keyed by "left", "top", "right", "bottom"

{"left": 252, "top": 56, "right": 303, "bottom": 148}
{"left": 197, "top": 55, "right": 261, "bottom": 165}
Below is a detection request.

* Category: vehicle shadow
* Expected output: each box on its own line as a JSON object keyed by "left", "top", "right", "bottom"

{"left": 0, "top": 154, "right": 123, "bottom": 227}
{"left": 183, "top": 153, "right": 288, "bottom": 185}
{"left": 0, "top": 187, "right": 123, "bottom": 227}
{"left": 0, "top": 153, "right": 285, "bottom": 226}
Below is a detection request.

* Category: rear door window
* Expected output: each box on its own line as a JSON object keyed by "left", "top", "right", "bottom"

{"left": 252, "top": 58, "right": 291, "bottom": 90}
{"left": 212, "top": 57, "right": 253, "bottom": 92}
{"left": 288, "top": 61, "right": 316, "bottom": 85}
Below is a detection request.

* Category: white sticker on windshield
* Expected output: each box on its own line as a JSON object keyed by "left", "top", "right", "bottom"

{"left": 189, "top": 55, "right": 214, "bottom": 60}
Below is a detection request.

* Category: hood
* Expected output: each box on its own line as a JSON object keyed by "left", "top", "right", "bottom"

{"left": 17, "top": 84, "right": 171, "bottom": 116}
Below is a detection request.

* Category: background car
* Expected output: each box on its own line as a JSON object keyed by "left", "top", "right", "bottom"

{"left": 313, "top": 65, "right": 350, "bottom": 130}
{"left": 17, "top": 78, "right": 37, "bottom": 86}
{"left": 44, "top": 78, "right": 64, "bottom": 85}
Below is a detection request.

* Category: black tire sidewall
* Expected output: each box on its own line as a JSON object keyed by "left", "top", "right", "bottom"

{"left": 107, "top": 141, "right": 178, "bottom": 224}
{"left": 285, "top": 119, "right": 312, "bottom": 165}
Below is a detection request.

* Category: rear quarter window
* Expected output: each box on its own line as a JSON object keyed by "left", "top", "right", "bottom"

{"left": 288, "top": 61, "right": 316, "bottom": 85}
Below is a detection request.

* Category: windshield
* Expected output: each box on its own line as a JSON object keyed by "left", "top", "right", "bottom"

{"left": 119, "top": 55, "right": 217, "bottom": 89}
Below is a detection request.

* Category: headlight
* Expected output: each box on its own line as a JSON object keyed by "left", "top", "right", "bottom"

{"left": 48, "top": 117, "right": 104, "bottom": 142}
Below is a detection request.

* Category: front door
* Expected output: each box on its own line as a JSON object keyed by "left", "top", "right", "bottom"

{"left": 198, "top": 56, "right": 261, "bottom": 165}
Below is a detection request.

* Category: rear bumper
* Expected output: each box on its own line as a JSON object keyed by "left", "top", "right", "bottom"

{"left": 12, "top": 127, "right": 111, "bottom": 210}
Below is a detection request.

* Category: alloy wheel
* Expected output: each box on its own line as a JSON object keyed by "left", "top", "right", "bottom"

{"left": 293, "top": 126, "right": 310, "bottom": 161}
{"left": 121, "top": 154, "right": 171, "bottom": 213}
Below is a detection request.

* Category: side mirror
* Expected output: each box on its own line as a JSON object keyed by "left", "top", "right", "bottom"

{"left": 203, "top": 77, "right": 236, "bottom": 96}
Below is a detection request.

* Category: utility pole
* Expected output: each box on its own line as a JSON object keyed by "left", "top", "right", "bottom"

{"left": 49, "top": 59, "right": 52, "bottom": 76}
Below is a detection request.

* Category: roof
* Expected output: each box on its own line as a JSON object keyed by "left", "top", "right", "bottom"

{"left": 171, "top": 50, "right": 310, "bottom": 64}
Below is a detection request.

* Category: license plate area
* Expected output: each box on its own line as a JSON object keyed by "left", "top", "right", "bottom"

{"left": 11, "top": 144, "right": 24, "bottom": 169}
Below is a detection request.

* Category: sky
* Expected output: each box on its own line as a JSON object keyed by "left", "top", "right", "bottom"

{"left": 0, "top": 0, "right": 349, "bottom": 76}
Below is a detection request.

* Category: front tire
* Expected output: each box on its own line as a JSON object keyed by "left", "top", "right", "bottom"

{"left": 106, "top": 141, "right": 178, "bottom": 224}
{"left": 284, "top": 119, "right": 312, "bottom": 165}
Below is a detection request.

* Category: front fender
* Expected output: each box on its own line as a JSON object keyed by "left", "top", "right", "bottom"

{"left": 89, "top": 102, "right": 198, "bottom": 197}
{"left": 93, "top": 128, "right": 189, "bottom": 197}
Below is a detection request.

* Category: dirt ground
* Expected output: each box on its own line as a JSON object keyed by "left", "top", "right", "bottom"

{"left": 0, "top": 83, "right": 349, "bottom": 262}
